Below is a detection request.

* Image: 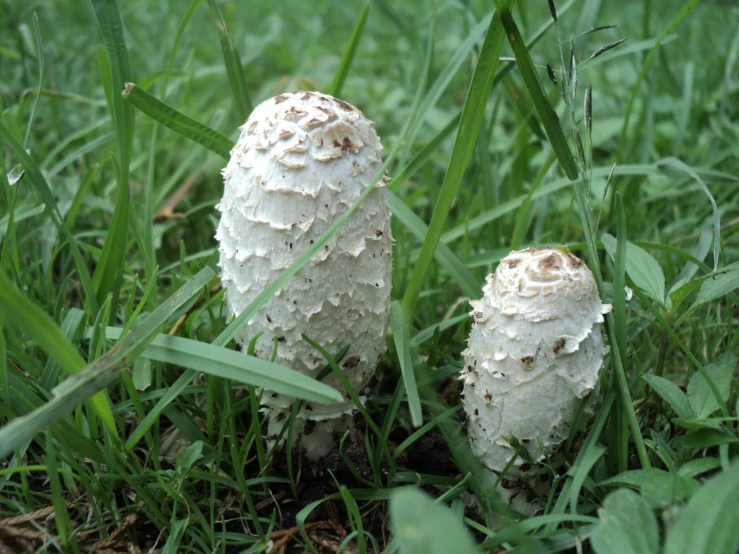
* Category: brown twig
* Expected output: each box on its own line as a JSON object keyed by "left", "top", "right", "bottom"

{"left": 270, "top": 521, "right": 333, "bottom": 551}
{"left": 167, "top": 282, "right": 222, "bottom": 337}
{"left": 254, "top": 490, "right": 289, "bottom": 511}
{"left": 153, "top": 160, "right": 214, "bottom": 222}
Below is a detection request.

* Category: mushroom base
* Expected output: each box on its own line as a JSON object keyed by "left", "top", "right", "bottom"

{"left": 266, "top": 411, "right": 354, "bottom": 462}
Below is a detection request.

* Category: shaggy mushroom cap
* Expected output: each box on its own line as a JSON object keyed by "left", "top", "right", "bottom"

{"left": 462, "top": 247, "right": 611, "bottom": 473}
{"left": 216, "top": 91, "right": 392, "bottom": 422}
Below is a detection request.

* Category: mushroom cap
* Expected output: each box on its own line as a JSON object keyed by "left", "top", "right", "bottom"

{"left": 217, "top": 91, "right": 392, "bottom": 420}
{"left": 490, "top": 246, "right": 608, "bottom": 322}
{"left": 462, "top": 247, "right": 610, "bottom": 473}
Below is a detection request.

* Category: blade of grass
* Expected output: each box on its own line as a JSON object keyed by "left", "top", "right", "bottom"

{"left": 442, "top": 163, "right": 689, "bottom": 243}
{"left": 402, "top": 10, "right": 506, "bottom": 316}
{"left": 388, "top": 192, "right": 479, "bottom": 298}
{"left": 613, "top": 193, "right": 629, "bottom": 472}
{"left": 615, "top": 0, "right": 702, "bottom": 162}
{"left": 400, "top": 15, "right": 489, "bottom": 160}
{"left": 0, "top": 267, "right": 214, "bottom": 460}
{"left": 493, "top": 0, "right": 579, "bottom": 180}
{"left": 123, "top": 83, "right": 233, "bottom": 159}
{"left": 0, "top": 121, "right": 98, "bottom": 315}
{"left": 510, "top": 151, "right": 556, "bottom": 249}
{"left": 632, "top": 286, "right": 729, "bottom": 417}
{"left": 329, "top": 3, "right": 370, "bottom": 97}
{"left": 99, "top": 327, "right": 343, "bottom": 404}
{"left": 389, "top": 301, "right": 421, "bottom": 427}
{"left": 0, "top": 273, "right": 117, "bottom": 437}
{"left": 91, "top": 0, "right": 136, "bottom": 318}
{"left": 23, "top": 13, "right": 43, "bottom": 150}
{"left": 302, "top": 334, "right": 393, "bottom": 484}
{"left": 392, "top": 0, "right": 573, "bottom": 194}
{"left": 658, "top": 157, "right": 721, "bottom": 271}
{"left": 206, "top": 0, "right": 252, "bottom": 121}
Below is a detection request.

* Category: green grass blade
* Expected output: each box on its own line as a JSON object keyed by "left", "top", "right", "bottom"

{"left": 391, "top": 0, "right": 573, "bottom": 193}
{"left": 124, "top": 369, "right": 195, "bottom": 450}
{"left": 658, "top": 157, "right": 721, "bottom": 271}
{"left": 613, "top": 194, "right": 629, "bottom": 363}
{"left": 91, "top": 0, "right": 136, "bottom": 317}
{"left": 101, "top": 327, "right": 343, "bottom": 404}
{"left": 613, "top": 193, "right": 629, "bottom": 472}
{"left": 329, "top": 3, "right": 370, "bottom": 97}
{"left": 0, "top": 121, "right": 98, "bottom": 315}
{"left": 388, "top": 192, "right": 479, "bottom": 299}
{"left": 510, "top": 151, "right": 556, "bottom": 249}
{"left": 632, "top": 286, "right": 730, "bottom": 418}
{"left": 23, "top": 13, "right": 44, "bottom": 150}
{"left": 442, "top": 164, "right": 673, "bottom": 243}
{"left": 302, "top": 334, "right": 392, "bottom": 478}
{"left": 401, "top": 15, "right": 489, "bottom": 157}
{"left": 616, "top": 0, "right": 703, "bottom": 161}
{"left": 206, "top": 0, "right": 253, "bottom": 121}
{"left": 389, "top": 301, "right": 421, "bottom": 427}
{"left": 402, "top": 10, "right": 506, "bottom": 316}
{"left": 123, "top": 83, "right": 233, "bottom": 159}
{"left": 493, "top": 1, "right": 579, "bottom": 180}
{"left": 0, "top": 273, "right": 116, "bottom": 436}
{"left": 0, "top": 267, "right": 214, "bottom": 460}
{"left": 390, "top": 112, "right": 461, "bottom": 193}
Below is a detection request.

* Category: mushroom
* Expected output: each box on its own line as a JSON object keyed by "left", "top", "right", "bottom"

{"left": 461, "top": 247, "right": 611, "bottom": 511}
{"left": 216, "top": 91, "right": 392, "bottom": 460}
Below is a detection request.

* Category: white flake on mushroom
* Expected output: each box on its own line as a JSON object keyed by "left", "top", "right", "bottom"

{"left": 461, "top": 247, "right": 611, "bottom": 509}
{"left": 216, "top": 91, "right": 392, "bottom": 460}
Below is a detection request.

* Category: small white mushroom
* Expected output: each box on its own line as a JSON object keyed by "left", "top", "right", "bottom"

{"left": 216, "top": 91, "right": 392, "bottom": 460}
{"left": 461, "top": 247, "right": 611, "bottom": 508}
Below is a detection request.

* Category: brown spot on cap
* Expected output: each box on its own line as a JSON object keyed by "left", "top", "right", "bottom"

{"left": 540, "top": 254, "right": 559, "bottom": 268}
{"left": 332, "top": 136, "right": 357, "bottom": 153}
{"left": 316, "top": 106, "right": 337, "bottom": 120}
{"left": 552, "top": 337, "right": 567, "bottom": 354}
{"left": 274, "top": 94, "right": 288, "bottom": 104}
{"left": 567, "top": 253, "right": 584, "bottom": 268}
{"left": 520, "top": 356, "right": 533, "bottom": 366}
{"left": 341, "top": 355, "right": 361, "bottom": 369}
{"left": 506, "top": 258, "right": 521, "bottom": 268}
{"left": 334, "top": 99, "right": 354, "bottom": 111}
{"left": 301, "top": 92, "right": 312, "bottom": 100}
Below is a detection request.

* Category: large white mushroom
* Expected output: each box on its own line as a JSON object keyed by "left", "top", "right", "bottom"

{"left": 461, "top": 247, "right": 611, "bottom": 510}
{"left": 216, "top": 91, "right": 392, "bottom": 459}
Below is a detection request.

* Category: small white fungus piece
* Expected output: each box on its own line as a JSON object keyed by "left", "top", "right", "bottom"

{"left": 216, "top": 91, "right": 392, "bottom": 458}
{"left": 462, "top": 247, "right": 611, "bottom": 475}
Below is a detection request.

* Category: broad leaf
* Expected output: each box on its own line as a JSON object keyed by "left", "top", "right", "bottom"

{"left": 643, "top": 374, "right": 694, "bottom": 420}
{"left": 602, "top": 233, "right": 665, "bottom": 305}
{"left": 590, "top": 489, "right": 659, "bottom": 554}
{"left": 693, "top": 269, "right": 739, "bottom": 308}
{"left": 687, "top": 353, "right": 735, "bottom": 418}
{"left": 391, "top": 488, "right": 477, "bottom": 554}
{"left": 664, "top": 461, "right": 739, "bottom": 554}
{"left": 638, "top": 468, "right": 699, "bottom": 508}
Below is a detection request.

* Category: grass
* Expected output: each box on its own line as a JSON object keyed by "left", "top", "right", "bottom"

{"left": 1, "top": 0, "right": 738, "bottom": 553}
